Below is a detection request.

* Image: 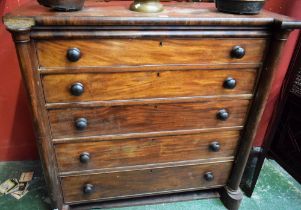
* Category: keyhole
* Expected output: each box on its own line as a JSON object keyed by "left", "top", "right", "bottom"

{"left": 157, "top": 72, "right": 160, "bottom": 77}
{"left": 159, "top": 41, "right": 163, "bottom": 47}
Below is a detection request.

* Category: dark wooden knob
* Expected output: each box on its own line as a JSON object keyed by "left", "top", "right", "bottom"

{"left": 79, "top": 152, "right": 90, "bottom": 163}
{"left": 223, "top": 77, "right": 236, "bottom": 89}
{"left": 75, "top": 118, "right": 88, "bottom": 130}
{"left": 70, "top": 82, "right": 84, "bottom": 96}
{"left": 204, "top": 172, "right": 214, "bottom": 181}
{"left": 231, "top": 46, "right": 245, "bottom": 59}
{"left": 66, "top": 48, "right": 81, "bottom": 62}
{"left": 83, "top": 184, "right": 94, "bottom": 194}
{"left": 217, "top": 109, "right": 229, "bottom": 121}
{"left": 209, "top": 141, "right": 220, "bottom": 152}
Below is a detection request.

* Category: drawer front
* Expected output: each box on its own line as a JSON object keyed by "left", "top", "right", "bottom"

{"left": 61, "top": 161, "right": 232, "bottom": 203}
{"left": 42, "top": 69, "right": 256, "bottom": 103}
{"left": 49, "top": 100, "right": 250, "bottom": 139}
{"left": 55, "top": 130, "right": 239, "bottom": 172}
{"left": 36, "top": 39, "right": 267, "bottom": 68}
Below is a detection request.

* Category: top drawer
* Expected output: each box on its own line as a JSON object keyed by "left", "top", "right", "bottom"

{"left": 36, "top": 39, "right": 267, "bottom": 68}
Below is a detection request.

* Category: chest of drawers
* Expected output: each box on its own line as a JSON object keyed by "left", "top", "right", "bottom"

{"left": 4, "top": 1, "right": 301, "bottom": 210}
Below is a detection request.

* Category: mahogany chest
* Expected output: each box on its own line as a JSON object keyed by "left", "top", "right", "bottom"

{"left": 4, "top": 1, "right": 301, "bottom": 209}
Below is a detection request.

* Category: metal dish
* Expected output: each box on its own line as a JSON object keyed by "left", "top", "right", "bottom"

{"left": 215, "top": 0, "right": 265, "bottom": 15}
{"left": 37, "top": 0, "right": 85, "bottom": 11}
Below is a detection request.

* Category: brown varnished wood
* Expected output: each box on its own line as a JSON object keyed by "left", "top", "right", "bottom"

{"left": 4, "top": 2, "right": 301, "bottom": 210}
{"left": 39, "top": 63, "right": 262, "bottom": 74}
{"left": 61, "top": 161, "right": 233, "bottom": 204}
{"left": 46, "top": 95, "right": 253, "bottom": 110}
{"left": 36, "top": 39, "right": 267, "bottom": 68}
{"left": 31, "top": 29, "right": 271, "bottom": 39}
{"left": 8, "top": 31, "right": 63, "bottom": 208}
{"left": 60, "top": 158, "right": 235, "bottom": 177}
{"left": 69, "top": 190, "right": 219, "bottom": 210}
{"left": 48, "top": 99, "right": 250, "bottom": 139}
{"left": 55, "top": 130, "right": 240, "bottom": 172}
{"left": 52, "top": 126, "right": 243, "bottom": 144}
{"left": 42, "top": 69, "right": 257, "bottom": 103}
{"left": 226, "top": 31, "right": 291, "bottom": 190}
{"left": 3, "top": 1, "right": 295, "bottom": 27}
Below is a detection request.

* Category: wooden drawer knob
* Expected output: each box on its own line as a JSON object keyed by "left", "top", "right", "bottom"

{"left": 216, "top": 109, "right": 229, "bottom": 121}
{"left": 204, "top": 172, "right": 214, "bottom": 181}
{"left": 83, "top": 184, "right": 94, "bottom": 194}
{"left": 231, "top": 46, "right": 245, "bottom": 59}
{"left": 79, "top": 152, "right": 90, "bottom": 163}
{"left": 70, "top": 82, "right": 84, "bottom": 96}
{"left": 66, "top": 48, "right": 81, "bottom": 62}
{"left": 223, "top": 77, "right": 236, "bottom": 89}
{"left": 209, "top": 141, "right": 221, "bottom": 152}
{"left": 75, "top": 118, "right": 88, "bottom": 130}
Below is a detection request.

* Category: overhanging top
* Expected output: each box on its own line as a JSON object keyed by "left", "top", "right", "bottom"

{"left": 3, "top": 1, "right": 301, "bottom": 31}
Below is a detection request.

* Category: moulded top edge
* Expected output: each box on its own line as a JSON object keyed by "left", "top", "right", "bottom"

{"left": 3, "top": 1, "right": 299, "bottom": 31}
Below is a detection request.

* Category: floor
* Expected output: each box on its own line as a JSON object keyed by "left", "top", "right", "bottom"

{"left": 0, "top": 159, "right": 301, "bottom": 210}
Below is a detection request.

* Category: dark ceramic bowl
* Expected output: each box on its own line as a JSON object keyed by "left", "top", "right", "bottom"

{"left": 215, "top": 0, "right": 265, "bottom": 15}
{"left": 38, "top": 0, "right": 85, "bottom": 11}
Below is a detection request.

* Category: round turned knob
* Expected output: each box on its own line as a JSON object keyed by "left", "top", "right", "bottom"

{"left": 75, "top": 118, "right": 88, "bottom": 130}
{"left": 83, "top": 184, "right": 94, "bottom": 194}
{"left": 223, "top": 77, "right": 236, "bottom": 89}
{"left": 70, "top": 82, "right": 84, "bottom": 96}
{"left": 66, "top": 48, "right": 81, "bottom": 62}
{"left": 204, "top": 172, "right": 214, "bottom": 181}
{"left": 231, "top": 46, "right": 245, "bottom": 59}
{"left": 79, "top": 152, "right": 90, "bottom": 163}
{"left": 217, "top": 109, "right": 229, "bottom": 121}
{"left": 209, "top": 141, "right": 221, "bottom": 152}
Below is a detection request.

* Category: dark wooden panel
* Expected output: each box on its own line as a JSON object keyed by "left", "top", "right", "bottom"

{"left": 61, "top": 161, "right": 233, "bottom": 203}
{"left": 36, "top": 39, "right": 267, "bottom": 68}
{"left": 48, "top": 100, "right": 251, "bottom": 139}
{"left": 55, "top": 130, "right": 240, "bottom": 172}
{"left": 42, "top": 69, "right": 257, "bottom": 103}
{"left": 69, "top": 190, "right": 219, "bottom": 210}
{"left": 269, "top": 35, "right": 301, "bottom": 183}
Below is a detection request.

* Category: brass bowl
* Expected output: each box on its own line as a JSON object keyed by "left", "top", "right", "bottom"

{"left": 130, "top": 0, "right": 164, "bottom": 13}
{"left": 37, "top": 0, "right": 85, "bottom": 11}
{"left": 215, "top": 0, "right": 266, "bottom": 15}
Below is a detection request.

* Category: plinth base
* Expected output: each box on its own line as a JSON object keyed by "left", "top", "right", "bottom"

{"left": 220, "top": 186, "right": 243, "bottom": 210}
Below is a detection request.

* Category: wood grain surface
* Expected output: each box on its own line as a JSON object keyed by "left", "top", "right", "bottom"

{"left": 61, "top": 161, "right": 233, "bottom": 203}
{"left": 42, "top": 69, "right": 257, "bottom": 103}
{"left": 36, "top": 39, "right": 267, "bottom": 68}
{"left": 3, "top": 1, "right": 294, "bottom": 28}
{"left": 55, "top": 130, "right": 240, "bottom": 172}
{"left": 8, "top": 29, "right": 64, "bottom": 207}
{"left": 48, "top": 100, "right": 250, "bottom": 139}
{"left": 5, "top": 1, "right": 299, "bottom": 209}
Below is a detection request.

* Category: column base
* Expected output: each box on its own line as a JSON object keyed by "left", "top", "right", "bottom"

{"left": 220, "top": 186, "right": 243, "bottom": 210}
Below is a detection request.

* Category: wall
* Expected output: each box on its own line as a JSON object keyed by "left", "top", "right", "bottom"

{"left": 0, "top": 0, "right": 300, "bottom": 161}
{"left": 0, "top": 0, "right": 38, "bottom": 160}
{"left": 253, "top": 0, "right": 301, "bottom": 146}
